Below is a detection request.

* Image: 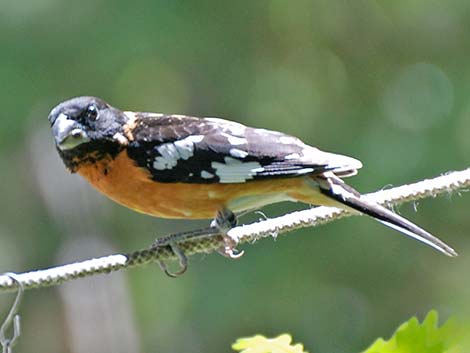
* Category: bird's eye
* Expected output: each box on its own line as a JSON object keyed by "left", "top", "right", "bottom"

{"left": 85, "top": 104, "right": 98, "bottom": 121}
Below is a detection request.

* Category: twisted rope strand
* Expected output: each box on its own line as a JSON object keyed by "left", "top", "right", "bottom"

{"left": 1, "top": 168, "right": 469, "bottom": 292}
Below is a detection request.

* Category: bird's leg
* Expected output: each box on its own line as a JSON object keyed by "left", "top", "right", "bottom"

{"left": 212, "top": 208, "right": 244, "bottom": 259}
{"left": 152, "top": 227, "right": 219, "bottom": 247}
{"left": 152, "top": 227, "right": 219, "bottom": 277}
{"left": 152, "top": 208, "right": 243, "bottom": 276}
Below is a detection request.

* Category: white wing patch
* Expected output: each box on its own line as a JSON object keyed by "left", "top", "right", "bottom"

{"left": 285, "top": 153, "right": 301, "bottom": 160}
{"left": 254, "top": 128, "right": 283, "bottom": 136}
{"left": 205, "top": 117, "right": 246, "bottom": 136}
{"left": 221, "top": 132, "right": 247, "bottom": 146}
{"left": 174, "top": 135, "right": 204, "bottom": 159}
{"left": 300, "top": 146, "right": 363, "bottom": 173}
{"left": 320, "top": 151, "right": 363, "bottom": 172}
{"left": 154, "top": 144, "right": 178, "bottom": 170}
{"left": 229, "top": 148, "right": 249, "bottom": 159}
{"left": 279, "top": 136, "right": 304, "bottom": 146}
{"left": 153, "top": 135, "right": 204, "bottom": 170}
{"left": 212, "top": 157, "right": 265, "bottom": 183}
{"left": 201, "top": 170, "right": 215, "bottom": 179}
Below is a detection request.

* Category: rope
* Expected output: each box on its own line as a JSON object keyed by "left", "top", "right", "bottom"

{"left": 0, "top": 168, "right": 468, "bottom": 292}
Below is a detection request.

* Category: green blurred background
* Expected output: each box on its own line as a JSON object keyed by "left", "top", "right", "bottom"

{"left": 0, "top": 1, "right": 469, "bottom": 352}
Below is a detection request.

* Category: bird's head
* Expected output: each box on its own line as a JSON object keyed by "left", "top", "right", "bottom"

{"left": 48, "top": 96, "right": 129, "bottom": 172}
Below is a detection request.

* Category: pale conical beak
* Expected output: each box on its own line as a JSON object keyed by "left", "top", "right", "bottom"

{"left": 52, "top": 113, "right": 90, "bottom": 150}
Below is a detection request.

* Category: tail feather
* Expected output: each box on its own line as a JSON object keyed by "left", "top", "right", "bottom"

{"left": 319, "top": 176, "right": 457, "bottom": 257}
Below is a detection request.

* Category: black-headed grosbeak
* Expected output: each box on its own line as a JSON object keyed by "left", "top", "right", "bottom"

{"left": 48, "top": 96, "right": 456, "bottom": 262}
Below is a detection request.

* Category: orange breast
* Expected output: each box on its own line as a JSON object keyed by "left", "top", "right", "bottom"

{"left": 76, "top": 151, "right": 312, "bottom": 219}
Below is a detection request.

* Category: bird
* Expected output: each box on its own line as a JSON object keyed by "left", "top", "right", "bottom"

{"left": 48, "top": 96, "right": 457, "bottom": 274}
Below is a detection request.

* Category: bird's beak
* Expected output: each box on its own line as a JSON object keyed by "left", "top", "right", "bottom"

{"left": 52, "top": 113, "right": 90, "bottom": 150}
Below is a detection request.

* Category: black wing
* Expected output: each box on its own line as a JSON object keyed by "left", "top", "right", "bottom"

{"left": 125, "top": 113, "right": 362, "bottom": 183}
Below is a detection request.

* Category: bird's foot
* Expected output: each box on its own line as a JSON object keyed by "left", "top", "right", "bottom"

{"left": 152, "top": 227, "right": 218, "bottom": 277}
{"left": 212, "top": 208, "right": 245, "bottom": 259}
{"left": 152, "top": 208, "right": 243, "bottom": 277}
{"left": 156, "top": 241, "right": 188, "bottom": 278}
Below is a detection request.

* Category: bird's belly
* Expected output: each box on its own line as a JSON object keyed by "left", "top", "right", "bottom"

{"left": 76, "top": 151, "right": 308, "bottom": 219}
{"left": 226, "top": 192, "right": 295, "bottom": 214}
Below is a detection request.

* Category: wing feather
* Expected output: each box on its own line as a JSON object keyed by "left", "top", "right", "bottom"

{"left": 125, "top": 113, "right": 362, "bottom": 184}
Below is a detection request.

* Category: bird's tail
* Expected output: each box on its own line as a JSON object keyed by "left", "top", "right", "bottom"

{"left": 316, "top": 174, "right": 457, "bottom": 257}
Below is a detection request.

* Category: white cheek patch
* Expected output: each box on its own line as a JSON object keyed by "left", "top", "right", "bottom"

{"left": 153, "top": 135, "right": 204, "bottom": 170}
{"left": 212, "top": 157, "right": 264, "bottom": 183}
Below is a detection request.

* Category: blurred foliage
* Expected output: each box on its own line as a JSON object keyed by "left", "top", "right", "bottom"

{"left": 363, "top": 311, "right": 470, "bottom": 353}
{"left": 0, "top": 1, "right": 469, "bottom": 353}
{"left": 233, "top": 334, "right": 308, "bottom": 353}
{"left": 232, "top": 312, "right": 470, "bottom": 353}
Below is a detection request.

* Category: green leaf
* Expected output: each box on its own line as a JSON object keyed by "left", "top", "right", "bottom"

{"left": 362, "top": 310, "right": 470, "bottom": 353}
{"left": 232, "top": 334, "right": 308, "bottom": 353}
